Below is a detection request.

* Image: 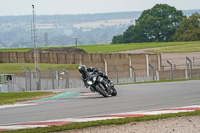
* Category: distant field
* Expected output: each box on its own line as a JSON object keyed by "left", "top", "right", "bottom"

{"left": 0, "top": 41, "right": 200, "bottom": 53}
{"left": 73, "top": 19, "right": 133, "bottom": 29}
{"left": 148, "top": 43, "right": 200, "bottom": 53}
{"left": 77, "top": 41, "right": 200, "bottom": 53}
{"left": 0, "top": 47, "right": 53, "bottom": 52}
{"left": 0, "top": 63, "right": 79, "bottom": 74}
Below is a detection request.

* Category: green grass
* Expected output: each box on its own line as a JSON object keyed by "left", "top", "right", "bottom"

{"left": 0, "top": 47, "right": 64, "bottom": 52}
{"left": 76, "top": 41, "right": 200, "bottom": 53}
{"left": 148, "top": 43, "right": 200, "bottom": 53}
{"left": 3, "top": 110, "right": 200, "bottom": 133}
{"left": 0, "top": 91, "right": 53, "bottom": 104}
{"left": 0, "top": 41, "right": 200, "bottom": 53}
{"left": 0, "top": 48, "right": 33, "bottom": 52}
{"left": 0, "top": 63, "right": 79, "bottom": 74}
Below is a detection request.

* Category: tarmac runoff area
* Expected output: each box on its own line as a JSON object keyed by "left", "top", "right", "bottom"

{"left": 0, "top": 91, "right": 200, "bottom": 131}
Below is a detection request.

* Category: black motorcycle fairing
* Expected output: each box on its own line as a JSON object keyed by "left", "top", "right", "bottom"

{"left": 85, "top": 71, "right": 111, "bottom": 96}
{"left": 96, "top": 75, "right": 111, "bottom": 94}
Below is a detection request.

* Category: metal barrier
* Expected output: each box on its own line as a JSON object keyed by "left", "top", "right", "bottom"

{"left": 167, "top": 60, "right": 173, "bottom": 80}
{"left": 22, "top": 67, "right": 32, "bottom": 91}
{"left": 149, "top": 64, "right": 155, "bottom": 81}
{"left": 113, "top": 67, "right": 119, "bottom": 84}
{"left": 130, "top": 66, "right": 136, "bottom": 82}
{"left": 35, "top": 68, "right": 41, "bottom": 90}
{"left": 186, "top": 57, "right": 193, "bottom": 79}
{"left": 49, "top": 68, "right": 55, "bottom": 90}
{"left": 63, "top": 69, "right": 70, "bottom": 88}
{"left": 16, "top": 55, "right": 200, "bottom": 91}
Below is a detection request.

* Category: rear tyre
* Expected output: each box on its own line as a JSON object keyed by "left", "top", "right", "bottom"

{"left": 95, "top": 84, "right": 108, "bottom": 97}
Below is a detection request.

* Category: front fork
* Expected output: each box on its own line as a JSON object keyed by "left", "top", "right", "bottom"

{"left": 102, "top": 80, "right": 111, "bottom": 95}
{"left": 97, "top": 76, "right": 111, "bottom": 95}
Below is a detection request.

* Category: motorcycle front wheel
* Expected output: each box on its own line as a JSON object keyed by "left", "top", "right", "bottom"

{"left": 111, "top": 87, "right": 117, "bottom": 96}
{"left": 95, "top": 84, "right": 108, "bottom": 97}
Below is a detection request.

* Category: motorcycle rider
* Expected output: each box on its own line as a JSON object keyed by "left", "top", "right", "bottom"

{"left": 78, "top": 65, "right": 113, "bottom": 88}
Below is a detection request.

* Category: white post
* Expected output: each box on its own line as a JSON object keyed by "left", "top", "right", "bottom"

{"left": 185, "top": 69, "right": 188, "bottom": 79}
{"left": 56, "top": 71, "right": 59, "bottom": 89}
{"left": 156, "top": 70, "right": 160, "bottom": 81}
{"left": 146, "top": 54, "right": 149, "bottom": 77}
{"left": 104, "top": 59, "right": 108, "bottom": 75}
{"left": 158, "top": 54, "right": 161, "bottom": 71}
{"left": 129, "top": 56, "right": 132, "bottom": 78}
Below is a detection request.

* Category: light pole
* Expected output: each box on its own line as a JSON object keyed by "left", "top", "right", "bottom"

{"left": 31, "top": 5, "right": 39, "bottom": 69}
{"left": 74, "top": 38, "right": 78, "bottom": 46}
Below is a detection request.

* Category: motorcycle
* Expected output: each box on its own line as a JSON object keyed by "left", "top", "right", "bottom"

{"left": 85, "top": 71, "right": 117, "bottom": 97}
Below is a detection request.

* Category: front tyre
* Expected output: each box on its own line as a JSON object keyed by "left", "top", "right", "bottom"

{"left": 111, "top": 87, "right": 117, "bottom": 96}
{"left": 95, "top": 84, "right": 108, "bottom": 97}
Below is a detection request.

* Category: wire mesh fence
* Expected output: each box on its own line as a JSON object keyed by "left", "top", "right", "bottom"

{"left": 12, "top": 67, "right": 155, "bottom": 91}
{"left": 14, "top": 68, "right": 85, "bottom": 91}
{"left": 9, "top": 56, "right": 200, "bottom": 92}
{"left": 160, "top": 62, "right": 200, "bottom": 80}
{"left": 12, "top": 65, "right": 200, "bottom": 92}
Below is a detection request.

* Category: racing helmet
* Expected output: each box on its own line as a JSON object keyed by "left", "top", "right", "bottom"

{"left": 78, "top": 65, "right": 87, "bottom": 74}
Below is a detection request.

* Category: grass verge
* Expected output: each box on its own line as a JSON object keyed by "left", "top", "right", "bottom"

{"left": 148, "top": 43, "right": 200, "bottom": 53}
{"left": 77, "top": 41, "right": 200, "bottom": 53}
{"left": 0, "top": 41, "right": 200, "bottom": 53}
{"left": 0, "top": 47, "right": 64, "bottom": 52}
{"left": 3, "top": 110, "right": 200, "bottom": 133}
{"left": 0, "top": 91, "right": 53, "bottom": 105}
{"left": 0, "top": 63, "right": 79, "bottom": 74}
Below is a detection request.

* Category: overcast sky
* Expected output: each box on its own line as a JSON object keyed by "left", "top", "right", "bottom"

{"left": 0, "top": 0, "right": 199, "bottom": 16}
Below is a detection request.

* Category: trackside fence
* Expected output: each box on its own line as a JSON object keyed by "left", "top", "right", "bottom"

{"left": 7, "top": 56, "right": 200, "bottom": 92}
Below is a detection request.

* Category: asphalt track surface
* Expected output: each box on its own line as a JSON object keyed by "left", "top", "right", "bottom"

{"left": 0, "top": 80, "right": 200, "bottom": 125}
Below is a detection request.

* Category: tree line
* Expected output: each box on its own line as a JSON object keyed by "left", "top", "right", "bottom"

{"left": 111, "top": 4, "right": 200, "bottom": 44}
{"left": 0, "top": 7, "right": 199, "bottom": 48}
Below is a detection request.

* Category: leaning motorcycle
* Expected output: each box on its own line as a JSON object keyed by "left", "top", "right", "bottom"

{"left": 85, "top": 72, "right": 117, "bottom": 97}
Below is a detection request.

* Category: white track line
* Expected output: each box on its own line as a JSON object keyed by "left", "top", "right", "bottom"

{"left": 0, "top": 105, "right": 200, "bottom": 131}
{"left": 0, "top": 125, "right": 47, "bottom": 130}
{"left": 0, "top": 103, "right": 37, "bottom": 110}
